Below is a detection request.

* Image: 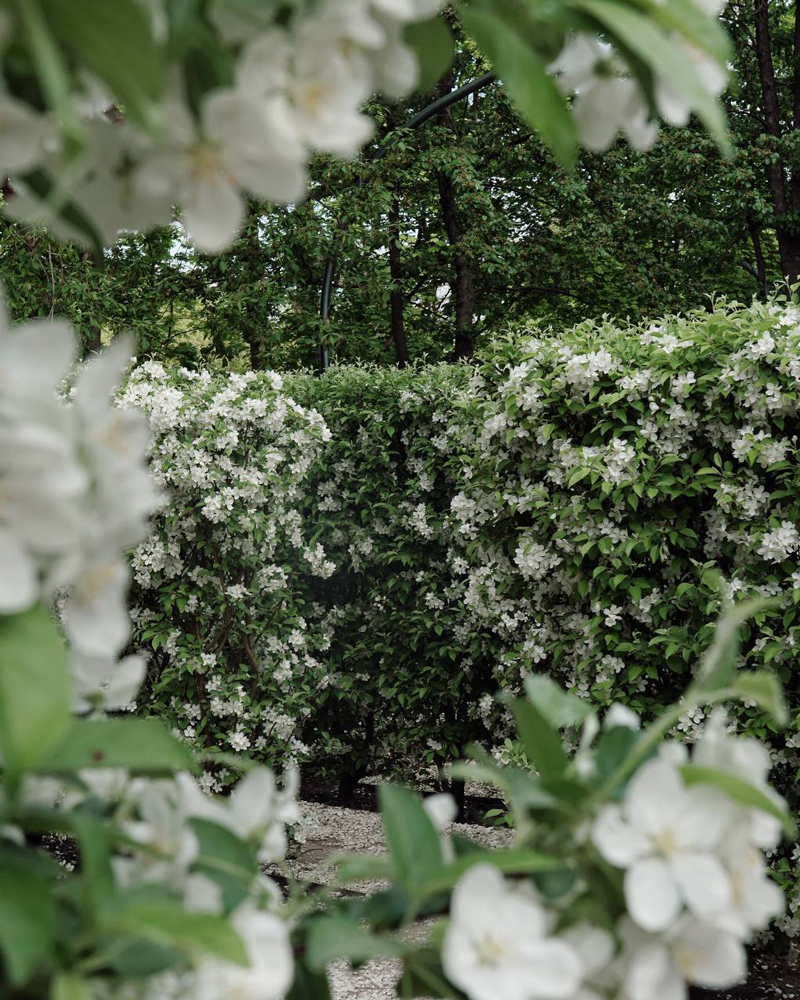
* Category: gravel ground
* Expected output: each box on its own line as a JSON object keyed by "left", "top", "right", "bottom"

{"left": 281, "top": 800, "right": 513, "bottom": 1000}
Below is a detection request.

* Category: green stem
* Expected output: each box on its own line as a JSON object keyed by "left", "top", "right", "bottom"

{"left": 595, "top": 687, "right": 737, "bottom": 800}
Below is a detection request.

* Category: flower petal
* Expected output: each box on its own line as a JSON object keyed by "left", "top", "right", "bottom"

{"left": 592, "top": 805, "right": 649, "bottom": 866}
{"left": 672, "top": 852, "right": 731, "bottom": 920}
{"left": 625, "top": 857, "right": 682, "bottom": 932}
{"left": 623, "top": 758, "right": 683, "bottom": 834}
{"left": 0, "top": 528, "right": 36, "bottom": 612}
{"left": 673, "top": 923, "right": 746, "bottom": 989}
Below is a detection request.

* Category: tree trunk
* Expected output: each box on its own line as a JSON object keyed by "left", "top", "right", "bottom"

{"left": 754, "top": 0, "right": 800, "bottom": 285}
{"left": 388, "top": 192, "right": 410, "bottom": 367}
{"left": 747, "top": 213, "right": 768, "bottom": 299}
{"left": 435, "top": 75, "right": 476, "bottom": 360}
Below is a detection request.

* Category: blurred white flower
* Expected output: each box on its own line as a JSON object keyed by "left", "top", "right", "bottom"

{"left": 195, "top": 904, "right": 293, "bottom": 1000}
{"left": 549, "top": 35, "right": 657, "bottom": 152}
{"left": 442, "top": 863, "right": 582, "bottom": 1000}
{"left": 72, "top": 652, "right": 146, "bottom": 713}
{"left": 622, "top": 916, "right": 746, "bottom": 1000}
{"left": 592, "top": 757, "right": 733, "bottom": 931}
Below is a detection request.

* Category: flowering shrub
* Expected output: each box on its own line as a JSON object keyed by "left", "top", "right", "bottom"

{"left": 0, "top": 292, "right": 795, "bottom": 1000}
{"left": 128, "top": 297, "right": 800, "bottom": 935}
{"left": 120, "top": 363, "right": 340, "bottom": 780}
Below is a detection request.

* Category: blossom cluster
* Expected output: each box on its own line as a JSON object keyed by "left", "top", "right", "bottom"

{"left": 0, "top": 0, "right": 730, "bottom": 252}
{"left": 0, "top": 305, "right": 159, "bottom": 711}
{"left": 0, "top": 307, "right": 299, "bottom": 1000}
{"left": 4, "top": 0, "right": 444, "bottom": 253}
{"left": 121, "top": 363, "right": 339, "bottom": 777}
{"left": 444, "top": 710, "right": 784, "bottom": 1000}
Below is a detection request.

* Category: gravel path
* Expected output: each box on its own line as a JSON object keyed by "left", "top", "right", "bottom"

{"left": 283, "top": 800, "right": 513, "bottom": 1000}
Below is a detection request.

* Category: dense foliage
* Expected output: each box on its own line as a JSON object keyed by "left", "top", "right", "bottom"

{"left": 126, "top": 297, "right": 800, "bottom": 937}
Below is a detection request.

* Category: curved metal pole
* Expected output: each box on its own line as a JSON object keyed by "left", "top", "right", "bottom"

{"left": 318, "top": 71, "right": 497, "bottom": 372}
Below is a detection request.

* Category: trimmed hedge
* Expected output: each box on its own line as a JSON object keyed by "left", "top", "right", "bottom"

{"left": 124, "top": 298, "right": 800, "bottom": 933}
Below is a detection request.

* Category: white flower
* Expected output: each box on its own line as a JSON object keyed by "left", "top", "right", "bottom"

{"left": 656, "top": 43, "right": 727, "bottom": 128}
{"left": 549, "top": 35, "right": 657, "bottom": 152}
{"left": 622, "top": 917, "right": 746, "bottom": 1000}
{"left": 712, "top": 833, "right": 784, "bottom": 938}
{"left": 694, "top": 711, "right": 785, "bottom": 849}
{"left": 560, "top": 923, "right": 616, "bottom": 1000}
{"left": 195, "top": 904, "right": 293, "bottom": 1000}
{"left": 136, "top": 91, "right": 307, "bottom": 254}
{"left": 592, "top": 757, "right": 733, "bottom": 931}
{"left": 0, "top": 93, "right": 53, "bottom": 174}
{"left": 605, "top": 704, "right": 641, "bottom": 730}
{"left": 72, "top": 653, "right": 146, "bottom": 713}
{"left": 442, "top": 863, "right": 582, "bottom": 1000}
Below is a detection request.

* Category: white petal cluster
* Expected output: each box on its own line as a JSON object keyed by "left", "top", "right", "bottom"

{"left": 445, "top": 716, "right": 783, "bottom": 1000}
{"left": 443, "top": 864, "right": 583, "bottom": 1000}
{"left": 5, "top": 0, "right": 444, "bottom": 254}
{"left": 550, "top": 14, "right": 727, "bottom": 154}
{"left": 590, "top": 715, "right": 784, "bottom": 997}
{"left": 0, "top": 307, "right": 160, "bottom": 708}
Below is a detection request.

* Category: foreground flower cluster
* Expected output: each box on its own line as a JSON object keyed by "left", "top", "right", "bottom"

{"left": 0, "top": 307, "right": 158, "bottom": 709}
{"left": 0, "top": 307, "right": 300, "bottom": 999}
{"left": 0, "top": 0, "right": 729, "bottom": 251}
{"left": 441, "top": 707, "right": 786, "bottom": 1000}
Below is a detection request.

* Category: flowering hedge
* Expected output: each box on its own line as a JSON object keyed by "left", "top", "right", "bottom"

{"left": 126, "top": 298, "right": 800, "bottom": 935}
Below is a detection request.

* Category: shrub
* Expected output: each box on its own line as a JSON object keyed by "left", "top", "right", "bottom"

{"left": 126, "top": 299, "right": 800, "bottom": 934}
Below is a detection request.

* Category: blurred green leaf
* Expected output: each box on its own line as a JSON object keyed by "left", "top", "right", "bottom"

{"left": 734, "top": 671, "right": 788, "bottom": 727}
{"left": 379, "top": 784, "right": 443, "bottom": 894}
{"left": 306, "top": 915, "right": 405, "bottom": 972}
{"left": 37, "top": 718, "right": 197, "bottom": 776}
{"left": 461, "top": 7, "right": 576, "bottom": 168}
{"left": 404, "top": 17, "right": 455, "bottom": 94}
{"left": 0, "top": 605, "right": 70, "bottom": 775}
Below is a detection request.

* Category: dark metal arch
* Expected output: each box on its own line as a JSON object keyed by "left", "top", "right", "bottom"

{"left": 318, "top": 70, "right": 497, "bottom": 371}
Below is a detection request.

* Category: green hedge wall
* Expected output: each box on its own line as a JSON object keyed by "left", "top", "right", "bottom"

{"left": 123, "top": 299, "right": 800, "bottom": 929}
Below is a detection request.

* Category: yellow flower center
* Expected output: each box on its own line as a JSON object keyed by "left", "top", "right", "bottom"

{"left": 474, "top": 933, "right": 508, "bottom": 967}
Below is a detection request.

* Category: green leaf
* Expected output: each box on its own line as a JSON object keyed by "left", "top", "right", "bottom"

{"left": 379, "top": 784, "right": 443, "bottom": 894}
{"left": 52, "top": 973, "right": 92, "bottom": 1000}
{"left": 692, "top": 599, "right": 772, "bottom": 695}
{"left": 525, "top": 675, "right": 593, "bottom": 729}
{"left": 734, "top": 672, "right": 788, "bottom": 727}
{"left": 0, "top": 863, "right": 55, "bottom": 985}
{"left": 68, "top": 811, "right": 114, "bottom": 921}
{"left": 510, "top": 698, "right": 569, "bottom": 777}
{"left": 43, "top": 0, "right": 163, "bottom": 129}
{"left": 0, "top": 605, "right": 71, "bottom": 774}
{"left": 650, "top": 0, "right": 731, "bottom": 64}
{"left": 305, "top": 915, "right": 405, "bottom": 972}
{"left": 191, "top": 818, "right": 258, "bottom": 911}
{"left": 680, "top": 764, "right": 795, "bottom": 837}
{"left": 404, "top": 17, "right": 455, "bottom": 94}
{"left": 460, "top": 7, "right": 576, "bottom": 167}
{"left": 109, "top": 901, "right": 248, "bottom": 965}
{"left": 398, "top": 949, "right": 455, "bottom": 1000}
{"left": 577, "top": 0, "right": 731, "bottom": 155}
{"left": 37, "top": 718, "right": 197, "bottom": 776}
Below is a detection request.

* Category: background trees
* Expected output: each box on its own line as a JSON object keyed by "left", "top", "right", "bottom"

{"left": 2, "top": 4, "right": 798, "bottom": 369}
